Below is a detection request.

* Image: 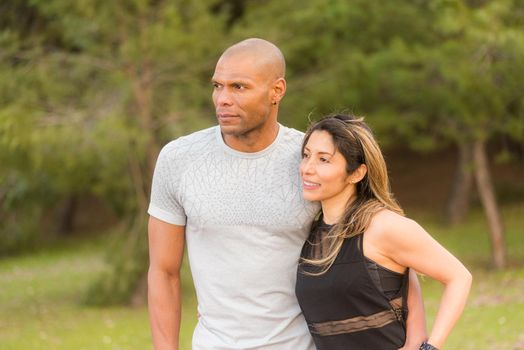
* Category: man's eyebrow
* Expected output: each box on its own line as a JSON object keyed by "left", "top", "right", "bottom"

{"left": 229, "top": 79, "right": 252, "bottom": 85}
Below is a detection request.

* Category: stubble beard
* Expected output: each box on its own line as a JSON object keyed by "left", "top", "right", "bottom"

{"left": 220, "top": 118, "right": 267, "bottom": 141}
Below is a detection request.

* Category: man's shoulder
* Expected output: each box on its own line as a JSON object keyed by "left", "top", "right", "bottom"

{"left": 280, "top": 124, "right": 305, "bottom": 147}
{"left": 159, "top": 126, "right": 217, "bottom": 159}
{"left": 281, "top": 124, "right": 305, "bottom": 137}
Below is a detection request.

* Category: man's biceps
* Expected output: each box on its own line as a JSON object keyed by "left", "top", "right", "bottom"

{"left": 150, "top": 243, "right": 185, "bottom": 272}
{"left": 149, "top": 217, "right": 185, "bottom": 235}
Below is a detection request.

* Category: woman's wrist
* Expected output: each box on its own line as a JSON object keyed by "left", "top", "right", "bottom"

{"left": 419, "top": 341, "right": 439, "bottom": 350}
{"left": 404, "top": 335, "right": 428, "bottom": 349}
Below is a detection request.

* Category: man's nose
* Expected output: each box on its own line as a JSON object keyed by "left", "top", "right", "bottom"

{"left": 215, "top": 89, "right": 233, "bottom": 106}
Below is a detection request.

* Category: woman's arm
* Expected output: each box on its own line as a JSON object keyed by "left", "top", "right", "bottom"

{"left": 374, "top": 211, "right": 472, "bottom": 349}
{"left": 401, "top": 270, "right": 428, "bottom": 349}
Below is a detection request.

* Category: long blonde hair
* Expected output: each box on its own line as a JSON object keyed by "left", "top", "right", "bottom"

{"left": 300, "top": 114, "right": 404, "bottom": 275}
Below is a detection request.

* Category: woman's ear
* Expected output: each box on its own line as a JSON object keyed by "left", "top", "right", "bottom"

{"left": 350, "top": 164, "right": 367, "bottom": 183}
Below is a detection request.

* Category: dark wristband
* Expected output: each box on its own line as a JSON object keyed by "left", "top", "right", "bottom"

{"left": 419, "top": 341, "right": 439, "bottom": 350}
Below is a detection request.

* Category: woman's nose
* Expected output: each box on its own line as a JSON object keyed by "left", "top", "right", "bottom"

{"left": 300, "top": 158, "right": 314, "bottom": 175}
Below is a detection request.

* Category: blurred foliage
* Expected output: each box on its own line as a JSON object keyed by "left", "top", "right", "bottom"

{"left": 0, "top": 0, "right": 226, "bottom": 254}
{"left": 235, "top": 0, "right": 524, "bottom": 147}
{"left": 1, "top": 0, "right": 523, "bottom": 300}
{"left": 84, "top": 220, "right": 149, "bottom": 305}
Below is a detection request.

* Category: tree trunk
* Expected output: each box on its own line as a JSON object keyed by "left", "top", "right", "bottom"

{"left": 124, "top": 61, "right": 160, "bottom": 305}
{"left": 472, "top": 139, "right": 506, "bottom": 269}
{"left": 57, "top": 195, "right": 77, "bottom": 234}
{"left": 128, "top": 62, "right": 160, "bottom": 199}
{"left": 129, "top": 147, "right": 149, "bottom": 213}
{"left": 445, "top": 142, "right": 474, "bottom": 225}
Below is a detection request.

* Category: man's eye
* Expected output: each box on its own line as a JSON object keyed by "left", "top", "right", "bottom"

{"left": 233, "top": 83, "right": 244, "bottom": 89}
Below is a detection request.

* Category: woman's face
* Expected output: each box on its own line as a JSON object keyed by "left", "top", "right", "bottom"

{"left": 300, "top": 130, "right": 354, "bottom": 204}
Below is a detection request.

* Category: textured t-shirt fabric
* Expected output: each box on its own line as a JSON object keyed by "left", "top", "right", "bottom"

{"left": 148, "top": 124, "right": 319, "bottom": 349}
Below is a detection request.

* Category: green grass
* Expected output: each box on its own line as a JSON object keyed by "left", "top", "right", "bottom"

{"left": 0, "top": 237, "right": 154, "bottom": 350}
{"left": 410, "top": 204, "right": 524, "bottom": 350}
{"left": 1, "top": 204, "right": 523, "bottom": 349}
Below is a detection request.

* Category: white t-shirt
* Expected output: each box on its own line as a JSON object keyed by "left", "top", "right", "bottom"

{"left": 148, "top": 124, "right": 319, "bottom": 349}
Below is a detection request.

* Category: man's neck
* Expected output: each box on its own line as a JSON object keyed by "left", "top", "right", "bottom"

{"left": 223, "top": 123, "right": 280, "bottom": 153}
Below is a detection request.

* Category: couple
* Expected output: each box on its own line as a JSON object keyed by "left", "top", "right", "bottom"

{"left": 147, "top": 38, "right": 471, "bottom": 350}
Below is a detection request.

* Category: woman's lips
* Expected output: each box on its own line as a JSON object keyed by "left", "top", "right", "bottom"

{"left": 302, "top": 180, "right": 320, "bottom": 190}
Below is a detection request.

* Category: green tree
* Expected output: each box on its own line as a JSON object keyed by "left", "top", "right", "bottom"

{"left": 235, "top": 0, "right": 523, "bottom": 268}
{"left": 1, "top": 0, "right": 228, "bottom": 300}
{"left": 393, "top": 0, "right": 522, "bottom": 268}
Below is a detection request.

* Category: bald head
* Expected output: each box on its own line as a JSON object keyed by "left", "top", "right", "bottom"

{"left": 211, "top": 38, "right": 287, "bottom": 151}
{"left": 219, "top": 38, "right": 286, "bottom": 80}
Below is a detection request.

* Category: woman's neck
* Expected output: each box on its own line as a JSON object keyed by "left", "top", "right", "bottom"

{"left": 321, "top": 194, "right": 356, "bottom": 225}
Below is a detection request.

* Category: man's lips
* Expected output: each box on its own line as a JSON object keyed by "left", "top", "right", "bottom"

{"left": 302, "top": 180, "right": 320, "bottom": 190}
{"left": 217, "top": 113, "right": 239, "bottom": 122}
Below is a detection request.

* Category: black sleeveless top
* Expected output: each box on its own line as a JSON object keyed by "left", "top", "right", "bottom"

{"left": 296, "top": 222, "right": 409, "bottom": 350}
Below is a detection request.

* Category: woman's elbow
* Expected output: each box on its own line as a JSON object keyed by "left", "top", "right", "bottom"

{"left": 463, "top": 267, "right": 473, "bottom": 290}
{"left": 454, "top": 265, "right": 473, "bottom": 296}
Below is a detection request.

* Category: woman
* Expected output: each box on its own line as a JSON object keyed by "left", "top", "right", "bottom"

{"left": 295, "top": 114, "right": 472, "bottom": 350}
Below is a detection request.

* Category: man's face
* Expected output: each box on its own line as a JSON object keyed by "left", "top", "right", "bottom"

{"left": 211, "top": 54, "right": 275, "bottom": 138}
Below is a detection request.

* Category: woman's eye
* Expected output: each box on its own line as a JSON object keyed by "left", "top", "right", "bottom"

{"left": 233, "top": 83, "right": 244, "bottom": 89}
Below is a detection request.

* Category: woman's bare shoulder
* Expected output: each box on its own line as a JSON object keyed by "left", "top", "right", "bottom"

{"left": 367, "top": 209, "right": 422, "bottom": 241}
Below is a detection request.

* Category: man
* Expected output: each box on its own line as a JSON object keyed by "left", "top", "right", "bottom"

{"left": 147, "top": 38, "right": 426, "bottom": 350}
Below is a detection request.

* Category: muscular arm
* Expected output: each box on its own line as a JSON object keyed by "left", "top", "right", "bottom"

{"left": 148, "top": 216, "right": 186, "bottom": 350}
{"left": 381, "top": 213, "right": 472, "bottom": 349}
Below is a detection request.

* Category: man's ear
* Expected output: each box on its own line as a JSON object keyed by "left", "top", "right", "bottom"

{"left": 272, "top": 78, "right": 286, "bottom": 104}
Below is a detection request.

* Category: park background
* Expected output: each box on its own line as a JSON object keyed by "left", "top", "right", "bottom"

{"left": 1, "top": 0, "right": 523, "bottom": 349}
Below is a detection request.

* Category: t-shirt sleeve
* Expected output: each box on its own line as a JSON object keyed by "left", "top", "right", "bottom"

{"left": 147, "top": 142, "right": 187, "bottom": 226}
